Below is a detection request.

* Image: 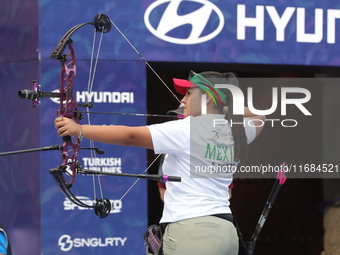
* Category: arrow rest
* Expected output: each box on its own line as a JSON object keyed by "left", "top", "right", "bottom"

{"left": 77, "top": 102, "right": 93, "bottom": 108}
{"left": 94, "top": 14, "right": 111, "bottom": 33}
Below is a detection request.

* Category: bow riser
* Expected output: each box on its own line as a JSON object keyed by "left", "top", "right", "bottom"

{"left": 55, "top": 36, "right": 81, "bottom": 186}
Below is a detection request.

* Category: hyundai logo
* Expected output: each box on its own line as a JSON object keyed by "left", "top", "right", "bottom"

{"left": 144, "top": 0, "right": 225, "bottom": 45}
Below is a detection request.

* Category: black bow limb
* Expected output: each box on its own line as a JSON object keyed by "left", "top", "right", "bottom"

{"left": 50, "top": 167, "right": 112, "bottom": 219}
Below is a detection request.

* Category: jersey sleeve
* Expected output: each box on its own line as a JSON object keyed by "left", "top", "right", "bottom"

{"left": 147, "top": 118, "right": 190, "bottom": 155}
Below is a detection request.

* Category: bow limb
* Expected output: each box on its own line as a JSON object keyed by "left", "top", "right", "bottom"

{"left": 50, "top": 14, "right": 111, "bottom": 61}
{"left": 50, "top": 168, "right": 111, "bottom": 218}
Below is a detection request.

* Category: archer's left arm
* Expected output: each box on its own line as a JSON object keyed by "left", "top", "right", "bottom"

{"left": 54, "top": 117, "right": 153, "bottom": 149}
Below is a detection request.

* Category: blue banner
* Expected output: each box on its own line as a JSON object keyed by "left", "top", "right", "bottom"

{"left": 40, "top": 0, "right": 340, "bottom": 66}
{"left": 1, "top": 0, "right": 339, "bottom": 254}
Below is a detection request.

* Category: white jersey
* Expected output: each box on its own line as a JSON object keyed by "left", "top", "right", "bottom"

{"left": 148, "top": 114, "right": 256, "bottom": 223}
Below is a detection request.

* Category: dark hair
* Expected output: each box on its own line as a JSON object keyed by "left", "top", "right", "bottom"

{"left": 200, "top": 71, "right": 248, "bottom": 163}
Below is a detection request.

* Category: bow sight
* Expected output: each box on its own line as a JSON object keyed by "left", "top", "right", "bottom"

{"left": 18, "top": 80, "right": 93, "bottom": 110}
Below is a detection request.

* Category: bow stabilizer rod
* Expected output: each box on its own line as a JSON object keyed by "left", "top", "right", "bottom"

{"left": 79, "top": 169, "right": 181, "bottom": 183}
{"left": 0, "top": 145, "right": 104, "bottom": 156}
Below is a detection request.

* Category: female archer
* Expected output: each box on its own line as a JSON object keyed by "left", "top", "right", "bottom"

{"left": 55, "top": 70, "right": 266, "bottom": 255}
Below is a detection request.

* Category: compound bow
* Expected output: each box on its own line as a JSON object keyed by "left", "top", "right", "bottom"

{"left": 17, "top": 14, "right": 181, "bottom": 218}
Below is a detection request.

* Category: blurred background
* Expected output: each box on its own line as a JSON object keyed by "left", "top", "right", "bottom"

{"left": 1, "top": 0, "right": 340, "bottom": 254}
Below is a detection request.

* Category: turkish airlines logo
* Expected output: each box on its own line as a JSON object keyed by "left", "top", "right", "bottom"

{"left": 144, "top": 0, "right": 224, "bottom": 44}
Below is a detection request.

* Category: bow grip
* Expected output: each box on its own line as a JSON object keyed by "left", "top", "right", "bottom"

{"left": 63, "top": 135, "right": 72, "bottom": 142}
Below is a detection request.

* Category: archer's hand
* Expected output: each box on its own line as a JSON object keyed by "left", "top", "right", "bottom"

{"left": 55, "top": 117, "right": 81, "bottom": 137}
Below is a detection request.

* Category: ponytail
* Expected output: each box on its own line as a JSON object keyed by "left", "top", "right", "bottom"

{"left": 200, "top": 71, "right": 248, "bottom": 163}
